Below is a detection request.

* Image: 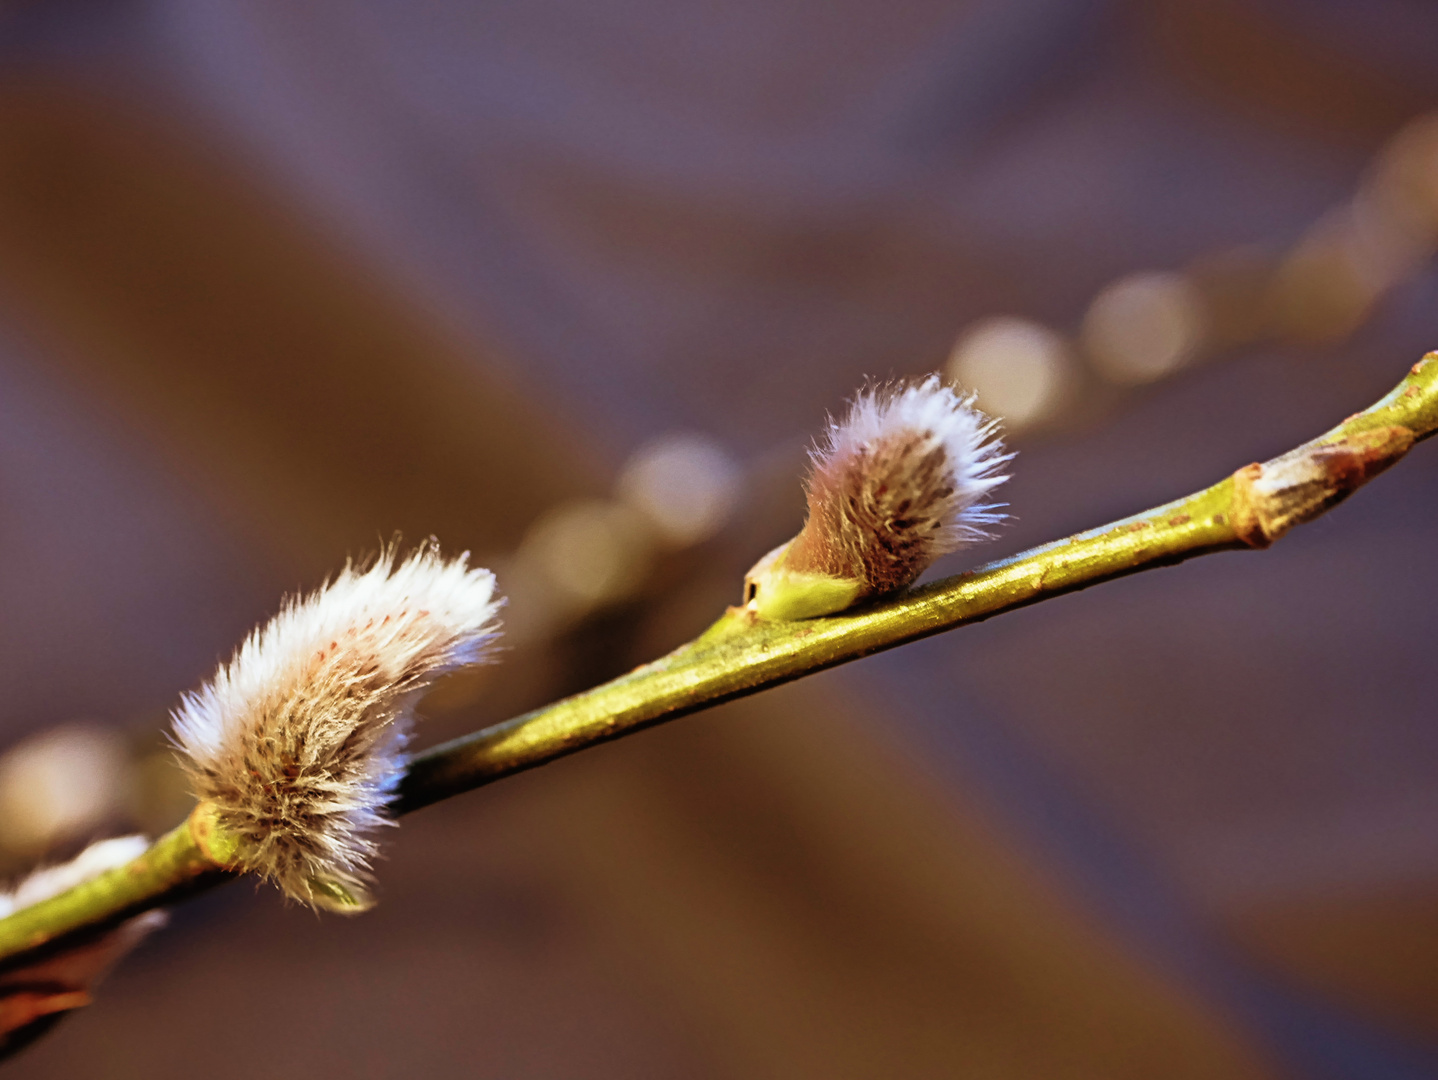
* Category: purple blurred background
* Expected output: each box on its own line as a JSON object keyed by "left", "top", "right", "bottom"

{"left": 2, "top": 1, "right": 1438, "bottom": 1076}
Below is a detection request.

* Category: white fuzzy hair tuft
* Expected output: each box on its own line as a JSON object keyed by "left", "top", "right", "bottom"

{"left": 781, "top": 374, "right": 1010, "bottom": 597}
{"left": 170, "top": 543, "right": 502, "bottom": 912}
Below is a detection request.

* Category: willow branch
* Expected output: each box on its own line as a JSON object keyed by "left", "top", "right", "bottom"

{"left": 3, "top": 353, "right": 1436, "bottom": 970}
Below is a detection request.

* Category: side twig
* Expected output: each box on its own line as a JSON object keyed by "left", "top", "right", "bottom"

{"left": 2, "top": 353, "right": 1436, "bottom": 970}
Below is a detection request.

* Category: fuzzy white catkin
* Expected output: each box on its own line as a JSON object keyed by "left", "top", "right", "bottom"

{"left": 745, "top": 375, "right": 1010, "bottom": 620}
{"left": 170, "top": 544, "right": 502, "bottom": 912}
{"left": 815, "top": 375, "right": 1011, "bottom": 559}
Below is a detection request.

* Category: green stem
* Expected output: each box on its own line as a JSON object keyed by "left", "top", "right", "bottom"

{"left": 3, "top": 353, "right": 1437, "bottom": 968}
{"left": 397, "top": 354, "right": 1438, "bottom": 810}
{"left": 0, "top": 804, "right": 237, "bottom": 966}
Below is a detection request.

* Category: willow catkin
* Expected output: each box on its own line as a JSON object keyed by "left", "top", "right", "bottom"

{"left": 745, "top": 376, "right": 1010, "bottom": 620}
{"left": 171, "top": 544, "right": 502, "bottom": 912}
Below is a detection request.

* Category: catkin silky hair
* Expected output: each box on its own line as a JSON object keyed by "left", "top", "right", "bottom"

{"left": 171, "top": 544, "right": 502, "bottom": 912}
{"left": 745, "top": 376, "right": 1009, "bottom": 620}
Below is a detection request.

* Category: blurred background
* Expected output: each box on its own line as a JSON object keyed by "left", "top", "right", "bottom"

{"left": 1, "top": 0, "right": 1437, "bottom": 1076}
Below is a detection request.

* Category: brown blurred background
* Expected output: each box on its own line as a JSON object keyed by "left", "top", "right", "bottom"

{"left": 2, "top": 1, "right": 1438, "bottom": 1076}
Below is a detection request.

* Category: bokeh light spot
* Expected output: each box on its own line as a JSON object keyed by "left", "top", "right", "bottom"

{"left": 1082, "top": 271, "right": 1206, "bottom": 385}
{"left": 518, "top": 498, "right": 654, "bottom": 613}
{"left": 946, "top": 317, "right": 1068, "bottom": 431}
{"left": 617, "top": 433, "right": 741, "bottom": 547}
{"left": 0, "top": 724, "right": 126, "bottom": 855}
